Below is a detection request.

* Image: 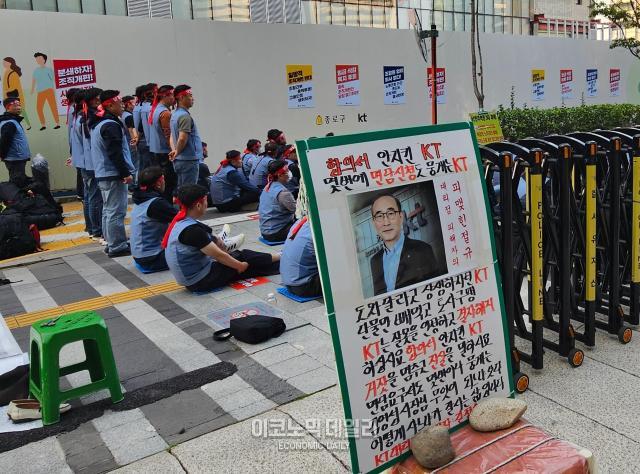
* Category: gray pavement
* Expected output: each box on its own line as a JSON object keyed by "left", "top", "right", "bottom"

{"left": 1, "top": 213, "right": 640, "bottom": 472}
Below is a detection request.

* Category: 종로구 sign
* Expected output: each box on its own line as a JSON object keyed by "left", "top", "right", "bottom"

{"left": 296, "top": 123, "right": 513, "bottom": 473}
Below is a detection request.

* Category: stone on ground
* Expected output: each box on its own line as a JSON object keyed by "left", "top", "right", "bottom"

{"left": 411, "top": 425, "right": 455, "bottom": 469}
{"left": 469, "top": 397, "right": 527, "bottom": 432}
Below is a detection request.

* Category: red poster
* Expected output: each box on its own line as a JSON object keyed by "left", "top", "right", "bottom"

{"left": 53, "top": 59, "right": 96, "bottom": 89}
{"left": 336, "top": 65, "right": 359, "bottom": 84}
{"left": 560, "top": 69, "right": 573, "bottom": 84}
{"left": 229, "top": 277, "right": 270, "bottom": 290}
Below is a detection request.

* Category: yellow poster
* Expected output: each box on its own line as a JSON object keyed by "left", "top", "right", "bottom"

{"left": 531, "top": 69, "right": 545, "bottom": 101}
{"left": 469, "top": 112, "right": 504, "bottom": 145}
{"left": 287, "top": 65, "right": 314, "bottom": 108}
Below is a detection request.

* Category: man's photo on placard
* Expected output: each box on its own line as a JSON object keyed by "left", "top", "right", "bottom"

{"left": 348, "top": 181, "right": 447, "bottom": 299}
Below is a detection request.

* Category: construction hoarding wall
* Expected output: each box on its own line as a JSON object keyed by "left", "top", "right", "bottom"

{"left": 0, "top": 9, "right": 637, "bottom": 190}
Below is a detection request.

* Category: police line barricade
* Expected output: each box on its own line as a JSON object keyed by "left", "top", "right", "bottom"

{"left": 479, "top": 146, "right": 530, "bottom": 393}
{"left": 544, "top": 135, "right": 598, "bottom": 347}
{"left": 595, "top": 129, "right": 640, "bottom": 327}
{"left": 566, "top": 132, "right": 632, "bottom": 343}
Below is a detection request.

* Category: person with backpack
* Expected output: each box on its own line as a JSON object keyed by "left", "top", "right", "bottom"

{"left": 0, "top": 96, "right": 31, "bottom": 184}
{"left": 258, "top": 159, "right": 296, "bottom": 243}
{"left": 242, "top": 139, "right": 261, "bottom": 178}
{"left": 163, "top": 184, "right": 277, "bottom": 293}
{"left": 249, "top": 142, "right": 277, "bottom": 189}
{"left": 90, "top": 90, "right": 135, "bottom": 257}
{"left": 210, "top": 150, "right": 260, "bottom": 213}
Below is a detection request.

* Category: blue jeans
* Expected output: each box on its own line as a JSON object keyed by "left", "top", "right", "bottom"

{"left": 98, "top": 179, "right": 129, "bottom": 254}
{"left": 81, "top": 169, "right": 103, "bottom": 237}
{"left": 173, "top": 160, "right": 199, "bottom": 190}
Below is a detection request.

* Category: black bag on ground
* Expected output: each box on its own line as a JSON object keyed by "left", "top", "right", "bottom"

{"left": 21, "top": 194, "right": 62, "bottom": 230}
{"left": 0, "top": 211, "right": 36, "bottom": 259}
{"left": 0, "top": 364, "right": 29, "bottom": 407}
{"left": 213, "top": 315, "right": 286, "bottom": 344}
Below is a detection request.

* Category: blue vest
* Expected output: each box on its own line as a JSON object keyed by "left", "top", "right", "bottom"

{"left": 130, "top": 197, "right": 169, "bottom": 259}
{"left": 133, "top": 104, "right": 146, "bottom": 146}
{"left": 139, "top": 102, "right": 152, "bottom": 145}
{"left": 148, "top": 103, "right": 171, "bottom": 154}
{"left": 170, "top": 107, "right": 203, "bottom": 161}
{"left": 67, "top": 105, "right": 75, "bottom": 141}
{"left": 210, "top": 165, "right": 241, "bottom": 205}
{"left": 281, "top": 221, "right": 318, "bottom": 287}
{"left": 242, "top": 152, "right": 257, "bottom": 177}
{"left": 259, "top": 181, "right": 293, "bottom": 235}
{"left": 165, "top": 217, "right": 212, "bottom": 286}
{"left": 90, "top": 119, "right": 135, "bottom": 179}
{"left": 249, "top": 156, "right": 274, "bottom": 188}
{"left": 0, "top": 118, "right": 30, "bottom": 161}
{"left": 81, "top": 117, "right": 94, "bottom": 171}
{"left": 121, "top": 111, "right": 132, "bottom": 147}
{"left": 70, "top": 115, "right": 86, "bottom": 169}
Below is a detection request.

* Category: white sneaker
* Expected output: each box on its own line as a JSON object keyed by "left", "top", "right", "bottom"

{"left": 224, "top": 233, "right": 245, "bottom": 253}
{"left": 100, "top": 238, "right": 107, "bottom": 246}
{"left": 217, "top": 224, "right": 231, "bottom": 242}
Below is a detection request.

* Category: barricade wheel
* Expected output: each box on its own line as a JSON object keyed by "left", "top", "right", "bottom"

{"left": 618, "top": 327, "right": 633, "bottom": 344}
{"left": 568, "top": 348, "right": 584, "bottom": 368}
{"left": 514, "top": 372, "right": 529, "bottom": 394}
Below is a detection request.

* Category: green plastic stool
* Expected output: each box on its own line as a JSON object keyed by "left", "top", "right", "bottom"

{"left": 29, "top": 310, "right": 123, "bottom": 425}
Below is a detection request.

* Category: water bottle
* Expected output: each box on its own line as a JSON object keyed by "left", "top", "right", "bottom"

{"left": 266, "top": 292, "right": 277, "bottom": 305}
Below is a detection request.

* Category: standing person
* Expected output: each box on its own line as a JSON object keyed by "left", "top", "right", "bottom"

{"left": 266, "top": 128, "right": 287, "bottom": 158}
{"left": 2, "top": 57, "right": 31, "bottom": 130}
{"left": 249, "top": 142, "right": 277, "bottom": 189}
{"left": 0, "top": 96, "right": 31, "bottom": 183}
{"left": 258, "top": 160, "right": 296, "bottom": 242}
{"left": 121, "top": 95, "right": 139, "bottom": 184}
{"left": 169, "top": 85, "right": 203, "bottom": 189}
{"left": 148, "top": 85, "right": 177, "bottom": 199}
{"left": 132, "top": 85, "right": 148, "bottom": 177}
{"left": 90, "top": 90, "right": 135, "bottom": 257}
{"left": 80, "top": 87, "right": 104, "bottom": 241}
{"left": 30, "top": 52, "right": 60, "bottom": 131}
{"left": 163, "top": 184, "right": 278, "bottom": 293}
{"left": 242, "top": 139, "right": 261, "bottom": 178}
{"left": 280, "top": 217, "right": 321, "bottom": 298}
{"left": 68, "top": 90, "right": 90, "bottom": 230}
{"left": 137, "top": 83, "right": 156, "bottom": 172}
{"left": 210, "top": 150, "right": 260, "bottom": 213}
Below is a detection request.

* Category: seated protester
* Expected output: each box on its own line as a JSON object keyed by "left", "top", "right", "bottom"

{"left": 130, "top": 167, "right": 177, "bottom": 272}
{"left": 210, "top": 150, "right": 260, "bottom": 213}
{"left": 242, "top": 139, "right": 261, "bottom": 178}
{"left": 248, "top": 142, "right": 277, "bottom": 189}
{"left": 163, "top": 184, "right": 279, "bottom": 293}
{"left": 282, "top": 145, "right": 300, "bottom": 199}
{"left": 280, "top": 217, "right": 321, "bottom": 298}
{"left": 258, "top": 159, "right": 296, "bottom": 242}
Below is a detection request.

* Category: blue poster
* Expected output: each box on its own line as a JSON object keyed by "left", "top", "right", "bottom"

{"left": 586, "top": 69, "right": 598, "bottom": 98}
{"left": 384, "top": 66, "right": 406, "bottom": 105}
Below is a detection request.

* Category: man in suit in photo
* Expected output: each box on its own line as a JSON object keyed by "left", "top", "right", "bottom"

{"left": 369, "top": 194, "right": 446, "bottom": 296}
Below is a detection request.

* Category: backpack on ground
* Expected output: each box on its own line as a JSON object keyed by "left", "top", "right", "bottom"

{"left": 0, "top": 211, "right": 37, "bottom": 260}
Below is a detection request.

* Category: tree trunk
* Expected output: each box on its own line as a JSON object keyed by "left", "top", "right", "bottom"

{"left": 470, "top": 0, "right": 485, "bottom": 110}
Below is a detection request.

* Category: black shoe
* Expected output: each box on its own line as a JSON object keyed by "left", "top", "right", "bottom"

{"left": 39, "top": 126, "right": 46, "bottom": 131}
{"left": 108, "top": 248, "right": 131, "bottom": 258}
{"left": 53, "top": 125, "right": 60, "bottom": 130}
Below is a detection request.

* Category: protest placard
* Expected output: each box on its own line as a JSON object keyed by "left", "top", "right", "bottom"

{"left": 296, "top": 123, "right": 513, "bottom": 473}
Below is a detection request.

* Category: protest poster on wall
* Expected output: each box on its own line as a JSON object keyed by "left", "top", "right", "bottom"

{"left": 610, "top": 68, "right": 621, "bottom": 97}
{"left": 336, "top": 65, "right": 360, "bottom": 106}
{"left": 287, "top": 64, "right": 314, "bottom": 108}
{"left": 52, "top": 59, "right": 97, "bottom": 115}
{"left": 427, "top": 67, "right": 446, "bottom": 105}
{"left": 383, "top": 66, "right": 406, "bottom": 105}
{"left": 560, "top": 69, "right": 574, "bottom": 100}
{"left": 586, "top": 69, "right": 598, "bottom": 97}
{"left": 469, "top": 112, "right": 504, "bottom": 145}
{"left": 531, "top": 69, "right": 545, "bottom": 101}
{"left": 296, "top": 123, "right": 513, "bottom": 473}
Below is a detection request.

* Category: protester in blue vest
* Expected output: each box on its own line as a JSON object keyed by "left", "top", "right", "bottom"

{"left": 249, "top": 141, "right": 277, "bottom": 188}
{"left": 163, "top": 184, "right": 279, "bottom": 293}
{"left": 132, "top": 85, "right": 146, "bottom": 171}
{"left": 81, "top": 88, "right": 105, "bottom": 242}
{"left": 130, "top": 166, "right": 176, "bottom": 272}
{"left": 0, "top": 95, "right": 31, "bottom": 183}
{"left": 280, "top": 217, "right": 321, "bottom": 298}
{"left": 259, "top": 159, "right": 296, "bottom": 242}
{"left": 282, "top": 145, "right": 300, "bottom": 199}
{"left": 242, "top": 139, "right": 261, "bottom": 178}
{"left": 169, "top": 85, "right": 203, "bottom": 190}
{"left": 137, "top": 83, "right": 156, "bottom": 174}
{"left": 148, "top": 85, "right": 177, "bottom": 200}
{"left": 266, "top": 128, "right": 287, "bottom": 159}
{"left": 210, "top": 150, "right": 260, "bottom": 213}
{"left": 65, "top": 88, "right": 83, "bottom": 199}
{"left": 90, "top": 90, "right": 136, "bottom": 258}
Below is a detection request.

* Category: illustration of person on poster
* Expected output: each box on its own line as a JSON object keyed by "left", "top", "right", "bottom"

{"left": 2, "top": 57, "right": 31, "bottom": 130}
{"left": 30, "top": 52, "right": 60, "bottom": 131}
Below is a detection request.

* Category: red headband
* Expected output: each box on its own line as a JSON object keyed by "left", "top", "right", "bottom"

{"left": 264, "top": 164, "right": 289, "bottom": 191}
{"left": 283, "top": 146, "right": 295, "bottom": 159}
{"left": 139, "top": 175, "right": 164, "bottom": 192}
{"left": 4, "top": 98, "right": 19, "bottom": 106}
{"left": 148, "top": 89, "right": 173, "bottom": 124}
{"left": 288, "top": 216, "right": 308, "bottom": 240}
{"left": 175, "top": 89, "right": 192, "bottom": 99}
{"left": 101, "top": 95, "right": 121, "bottom": 108}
